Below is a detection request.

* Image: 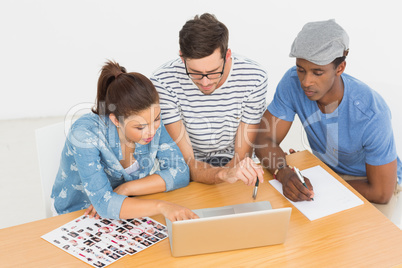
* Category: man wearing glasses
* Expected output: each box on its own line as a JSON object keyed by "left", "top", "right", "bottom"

{"left": 151, "top": 13, "right": 267, "bottom": 185}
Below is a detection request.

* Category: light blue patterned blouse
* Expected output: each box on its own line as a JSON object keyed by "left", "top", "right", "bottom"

{"left": 51, "top": 112, "right": 190, "bottom": 219}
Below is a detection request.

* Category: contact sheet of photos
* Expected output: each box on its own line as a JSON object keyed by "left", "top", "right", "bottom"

{"left": 42, "top": 215, "right": 168, "bottom": 267}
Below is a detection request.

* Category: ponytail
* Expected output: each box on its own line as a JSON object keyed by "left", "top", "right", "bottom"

{"left": 92, "top": 60, "right": 158, "bottom": 121}
{"left": 92, "top": 60, "right": 126, "bottom": 115}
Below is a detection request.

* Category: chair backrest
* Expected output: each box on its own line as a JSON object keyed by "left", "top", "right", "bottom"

{"left": 35, "top": 121, "right": 67, "bottom": 218}
{"left": 391, "top": 191, "right": 402, "bottom": 229}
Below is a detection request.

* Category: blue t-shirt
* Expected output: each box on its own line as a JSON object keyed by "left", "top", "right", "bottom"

{"left": 268, "top": 66, "right": 401, "bottom": 184}
{"left": 51, "top": 113, "right": 190, "bottom": 219}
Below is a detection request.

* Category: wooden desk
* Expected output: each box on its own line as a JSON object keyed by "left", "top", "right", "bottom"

{"left": 1, "top": 150, "right": 402, "bottom": 267}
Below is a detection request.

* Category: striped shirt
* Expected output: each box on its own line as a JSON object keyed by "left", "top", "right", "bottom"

{"left": 151, "top": 54, "right": 268, "bottom": 161}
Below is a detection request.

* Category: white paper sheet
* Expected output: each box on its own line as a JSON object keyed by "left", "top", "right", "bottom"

{"left": 269, "top": 165, "right": 364, "bottom": 220}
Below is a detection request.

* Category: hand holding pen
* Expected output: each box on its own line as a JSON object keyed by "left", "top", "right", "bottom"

{"left": 276, "top": 165, "right": 314, "bottom": 202}
{"left": 294, "top": 167, "right": 314, "bottom": 201}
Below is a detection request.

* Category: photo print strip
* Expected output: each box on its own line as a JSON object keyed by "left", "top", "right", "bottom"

{"left": 42, "top": 215, "right": 168, "bottom": 267}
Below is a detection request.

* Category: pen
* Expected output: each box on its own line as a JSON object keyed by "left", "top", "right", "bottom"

{"left": 294, "top": 167, "right": 314, "bottom": 201}
{"left": 252, "top": 178, "right": 259, "bottom": 200}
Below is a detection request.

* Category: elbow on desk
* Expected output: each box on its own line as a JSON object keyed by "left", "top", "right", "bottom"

{"left": 369, "top": 191, "right": 393, "bottom": 205}
{"left": 158, "top": 165, "right": 190, "bottom": 191}
{"left": 350, "top": 180, "right": 395, "bottom": 205}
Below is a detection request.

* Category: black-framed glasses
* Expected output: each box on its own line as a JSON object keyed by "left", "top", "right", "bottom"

{"left": 184, "top": 58, "right": 226, "bottom": 80}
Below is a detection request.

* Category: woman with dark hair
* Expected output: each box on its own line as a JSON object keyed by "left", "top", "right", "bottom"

{"left": 51, "top": 60, "right": 197, "bottom": 222}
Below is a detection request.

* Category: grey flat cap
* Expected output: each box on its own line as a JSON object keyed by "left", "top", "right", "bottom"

{"left": 289, "top": 19, "right": 349, "bottom": 65}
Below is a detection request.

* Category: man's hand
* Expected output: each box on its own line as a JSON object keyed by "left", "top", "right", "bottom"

{"left": 278, "top": 167, "right": 314, "bottom": 201}
{"left": 221, "top": 157, "right": 264, "bottom": 185}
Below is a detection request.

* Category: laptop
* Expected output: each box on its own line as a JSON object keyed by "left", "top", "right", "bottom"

{"left": 165, "top": 201, "right": 292, "bottom": 257}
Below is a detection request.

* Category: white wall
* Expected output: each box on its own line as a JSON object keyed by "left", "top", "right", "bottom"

{"left": 1, "top": 0, "right": 401, "bottom": 151}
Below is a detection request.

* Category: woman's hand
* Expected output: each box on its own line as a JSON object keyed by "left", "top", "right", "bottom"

{"left": 84, "top": 205, "right": 101, "bottom": 219}
{"left": 113, "top": 183, "right": 128, "bottom": 196}
{"left": 84, "top": 185, "right": 127, "bottom": 219}
{"left": 158, "top": 201, "right": 199, "bottom": 222}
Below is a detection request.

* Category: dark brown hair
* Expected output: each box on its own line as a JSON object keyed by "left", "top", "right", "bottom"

{"left": 179, "top": 13, "right": 229, "bottom": 60}
{"left": 92, "top": 60, "right": 159, "bottom": 121}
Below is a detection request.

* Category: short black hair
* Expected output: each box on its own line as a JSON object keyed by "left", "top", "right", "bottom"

{"left": 332, "top": 56, "right": 346, "bottom": 69}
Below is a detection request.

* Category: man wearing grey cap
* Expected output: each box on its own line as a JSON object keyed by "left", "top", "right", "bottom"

{"left": 255, "top": 19, "right": 402, "bottom": 219}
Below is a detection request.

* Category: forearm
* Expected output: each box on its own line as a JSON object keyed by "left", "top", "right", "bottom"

{"left": 347, "top": 179, "right": 394, "bottom": 204}
{"left": 119, "top": 197, "right": 166, "bottom": 219}
{"left": 255, "top": 138, "right": 287, "bottom": 175}
{"left": 189, "top": 158, "right": 227, "bottom": 184}
{"left": 227, "top": 121, "right": 258, "bottom": 169}
{"left": 225, "top": 146, "right": 253, "bottom": 168}
{"left": 255, "top": 110, "right": 293, "bottom": 175}
{"left": 116, "top": 174, "right": 166, "bottom": 196}
{"left": 346, "top": 161, "right": 398, "bottom": 204}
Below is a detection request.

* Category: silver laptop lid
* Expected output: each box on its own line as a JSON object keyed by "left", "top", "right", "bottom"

{"left": 165, "top": 202, "right": 292, "bottom": 257}
{"left": 193, "top": 201, "right": 272, "bottom": 218}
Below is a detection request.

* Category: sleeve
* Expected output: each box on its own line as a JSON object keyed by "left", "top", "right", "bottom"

{"left": 362, "top": 109, "right": 398, "bottom": 166}
{"left": 241, "top": 70, "right": 268, "bottom": 125}
{"left": 267, "top": 69, "right": 297, "bottom": 122}
{"left": 67, "top": 128, "right": 127, "bottom": 219}
{"left": 151, "top": 73, "right": 182, "bottom": 125}
{"left": 152, "top": 123, "right": 190, "bottom": 191}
